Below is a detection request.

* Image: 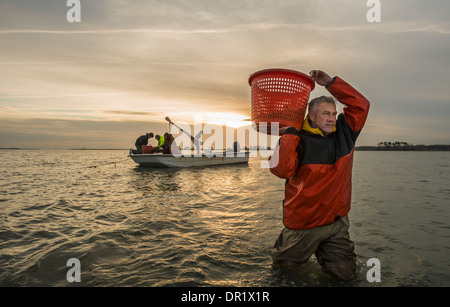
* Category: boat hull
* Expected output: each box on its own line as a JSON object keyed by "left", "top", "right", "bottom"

{"left": 129, "top": 153, "right": 250, "bottom": 168}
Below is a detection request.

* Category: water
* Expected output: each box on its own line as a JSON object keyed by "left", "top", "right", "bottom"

{"left": 0, "top": 150, "right": 449, "bottom": 287}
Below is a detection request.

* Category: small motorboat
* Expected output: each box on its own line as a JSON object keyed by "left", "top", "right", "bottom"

{"left": 129, "top": 152, "right": 249, "bottom": 168}
{"left": 129, "top": 116, "right": 249, "bottom": 168}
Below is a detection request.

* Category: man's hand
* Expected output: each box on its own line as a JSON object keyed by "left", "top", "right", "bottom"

{"left": 279, "top": 127, "right": 289, "bottom": 135}
{"left": 309, "top": 70, "right": 334, "bottom": 87}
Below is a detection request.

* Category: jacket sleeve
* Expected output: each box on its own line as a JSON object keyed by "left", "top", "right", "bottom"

{"left": 327, "top": 77, "right": 370, "bottom": 132}
{"left": 269, "top": 128, "right": 300, "bottom": 179}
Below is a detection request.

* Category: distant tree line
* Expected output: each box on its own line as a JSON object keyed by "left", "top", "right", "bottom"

{"left": 356, "top": 142, "right": 450, "bottom": 151}
{"left": 377, "top": 141, "right": 413, "bottom": 150}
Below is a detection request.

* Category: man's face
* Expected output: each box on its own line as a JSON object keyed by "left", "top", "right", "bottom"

{"left": 309, "top": 102, "right": 337, "bottom": 134}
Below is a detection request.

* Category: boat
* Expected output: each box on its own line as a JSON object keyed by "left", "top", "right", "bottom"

{"left": 128, "top": 116, "right": 250, "bottom": 168}
{"left": 129, "top": 152, "right": 250, "bottom": 168}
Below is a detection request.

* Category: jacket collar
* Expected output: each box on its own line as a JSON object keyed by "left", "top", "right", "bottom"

{"left": 302, "top": 117, "right": 336, "bottom": 136}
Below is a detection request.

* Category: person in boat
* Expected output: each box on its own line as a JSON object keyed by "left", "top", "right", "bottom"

{"left": 133, "top": 132, "right": 154, "bottom": 154}
{"left": 151, "top": 134, "right": 165, "bottom": 153}
{"left": 233, "top": 141, "right": 241, "bottom": 153}
{"left": 269, "top": 70, "right": 370, "bottom": 281}
{"left": 162, "top": 133, "right": 175, "bottom": 154}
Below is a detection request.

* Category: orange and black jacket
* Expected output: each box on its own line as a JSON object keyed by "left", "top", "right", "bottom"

{"left": 269, "top": 77, "right": 370, "bottom": 230}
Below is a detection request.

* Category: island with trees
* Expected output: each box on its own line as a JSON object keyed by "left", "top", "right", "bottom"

{"left": 356, "top": 142, "right": 450, "bottom": 151}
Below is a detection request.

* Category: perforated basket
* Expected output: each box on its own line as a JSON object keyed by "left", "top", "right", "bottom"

{"left": 248, "top": 69, "right": 315, "bottom": 135}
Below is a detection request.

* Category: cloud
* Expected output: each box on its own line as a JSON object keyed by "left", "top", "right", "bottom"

{"left": 0, "top": 28, "right": 231, "bottom": 35}
{"left": 103, "top": 110, "right": 161, "bottom": 116}
{"left": 2, "top": 20, "right": 448, "bottom": 36}
{"left": 0, "top": 92, "right": 143, "bottom": 99}
{"left": 0, "top": 117, "right": 166, "bottom": 149}
{"left": 2, "top": 106, "right": 17, "bottom": 111}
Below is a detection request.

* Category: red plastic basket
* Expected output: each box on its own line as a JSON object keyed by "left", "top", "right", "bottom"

{"left": 248, "top": 69, "right": 315, "bottom": 135}
{"left": 141, "top": 145, "right": 153, "bottom": 154}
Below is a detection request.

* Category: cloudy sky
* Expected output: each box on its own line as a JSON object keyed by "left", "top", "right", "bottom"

{"left": 1, "top": 0, "right": 449, "bottom": 149}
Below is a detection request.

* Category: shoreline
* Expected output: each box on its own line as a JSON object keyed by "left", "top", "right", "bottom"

{"left": 356, "top": 145, "right": 450, "bottom": 151}
{"left": 2, "top": 145, "right": 450, "bottom": 151}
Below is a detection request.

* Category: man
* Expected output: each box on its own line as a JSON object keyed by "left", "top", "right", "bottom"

{"left": 162, "top": 133, "right": 175, "bottom": 154}
{"left": 134, "top": 132, "right": 154, "bottom": 154}
{"left": 269, "top": 70, "right": 370, "bottom": 281}
{"left": 152, "top": 134, "right": 165, "bottom": 153}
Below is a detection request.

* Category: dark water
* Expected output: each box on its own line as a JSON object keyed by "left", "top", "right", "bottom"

{"left": 0, "top": 150, "right": 449, "bottom": 286}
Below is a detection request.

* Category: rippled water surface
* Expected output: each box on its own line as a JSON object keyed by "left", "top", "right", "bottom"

{"left": 0, "top": 150, "right": 449, "bottom": 286}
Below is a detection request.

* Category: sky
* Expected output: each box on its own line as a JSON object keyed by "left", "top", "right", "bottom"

{"left": 1, "top": 0, "right": 449, "bottom": 149}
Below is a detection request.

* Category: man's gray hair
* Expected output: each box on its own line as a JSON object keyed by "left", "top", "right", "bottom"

{"left": 308, "top": 96, "right": 336, "bottom": 115}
